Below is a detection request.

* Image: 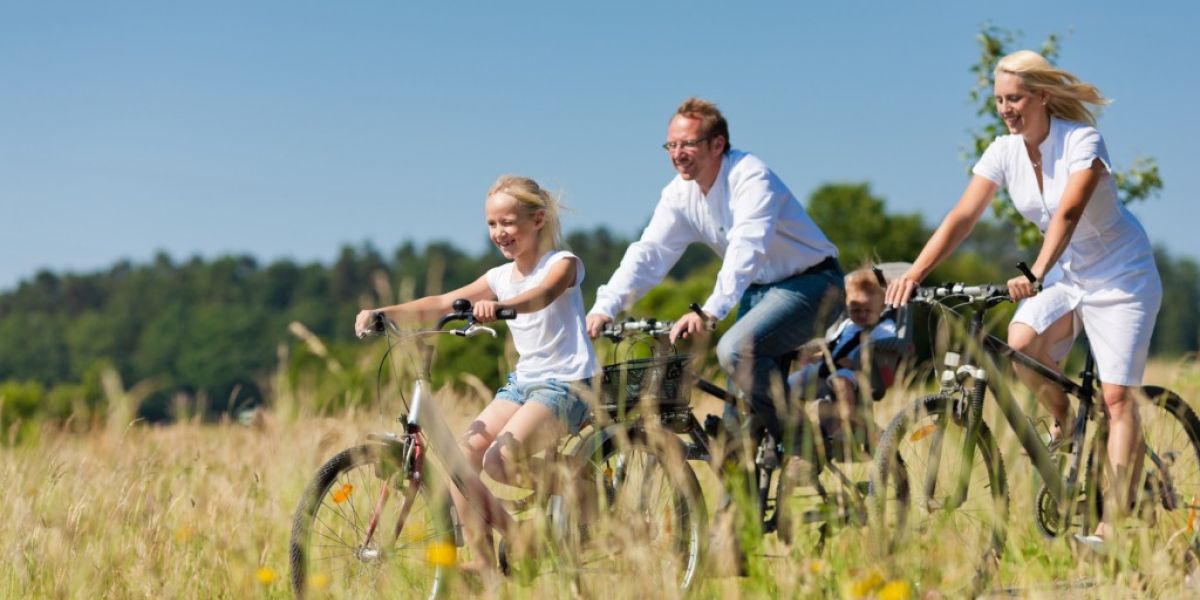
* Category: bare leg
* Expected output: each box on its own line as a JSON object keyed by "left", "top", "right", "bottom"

{"left": 1097, "top": 383, "right": 1143, "bottom": 537}
{"left": 481, "top": 402, "right": 567, "bottom": 555}
{"left": 483, "top": 402, "right": 566, "bottom": 490}
{"left": 449, "top": 400, "right": 520, "bottom": 570}
{"left": 1008, "top": 316, "right": 1076, "bottom": 438}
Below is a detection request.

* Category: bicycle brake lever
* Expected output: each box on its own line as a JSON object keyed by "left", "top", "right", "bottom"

{"left": 688, "top": 303, "right": 717, "bottom": 331}
{"left": 455, "top": 324, "right": 497, "bottom": 338}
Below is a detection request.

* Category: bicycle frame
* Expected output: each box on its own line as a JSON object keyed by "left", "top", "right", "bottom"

{"left": 594, "top": 320, "right": 867, "bottom": 534}
{"left": 927, "top": 296, "right": 1101, "bottom": 523}
{"left": 371, "top": 329, "right": 519, "bottom": 542}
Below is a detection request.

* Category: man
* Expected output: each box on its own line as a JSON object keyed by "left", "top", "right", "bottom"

{"left": 586, "top": 97, "right": 843, "bottom": 445}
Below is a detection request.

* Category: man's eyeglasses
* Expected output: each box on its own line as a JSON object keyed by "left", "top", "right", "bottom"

{"left": 661, "top": 136, "right": 712, "bottom": 152}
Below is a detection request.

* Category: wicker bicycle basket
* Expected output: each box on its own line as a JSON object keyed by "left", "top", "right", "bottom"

{"left": 598, "top": 354, "right": 693, "bottom": 417}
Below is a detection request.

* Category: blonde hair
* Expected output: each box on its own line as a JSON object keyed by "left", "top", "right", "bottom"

{"left": 487, "top": 175, "right": 563, "bottom": 251}
{"left": 995, "top": 50, "right": 1110, "bottom": 126}
{"left": 845, "top": 268, "right": 885, "bottom": 301}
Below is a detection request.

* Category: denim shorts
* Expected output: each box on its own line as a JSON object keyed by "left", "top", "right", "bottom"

{"left": 494, "top": 374, "right": 592, "bottom": 435}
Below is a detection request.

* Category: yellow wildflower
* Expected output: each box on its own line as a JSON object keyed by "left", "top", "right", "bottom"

{"left": 878, "top": 580, "right": 912, "bottom": 600}
{"left": 255, "top": 567, "right": 276, "bottom": 585}
{"left": 845, "top": 569, "right": 885, "bottom": 598}
{"left": 426, "top": 541, "right": 457, "bottom": 567}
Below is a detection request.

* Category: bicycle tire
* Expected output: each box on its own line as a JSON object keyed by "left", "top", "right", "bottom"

{"left": 870, "top": 393, "right": 1009, "bottom": 575}
{"left": 1083, "top": 387, "right": 1200, "bottom": 561}
{"left": 557, "top": 426, "right": 707, "bottom": 591}
{"left": 289, "top": 443, "right": 455, "bottom": 599}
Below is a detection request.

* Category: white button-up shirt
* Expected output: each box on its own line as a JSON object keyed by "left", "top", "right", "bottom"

{"left": 591, "top": 149, "right": 837, "bottom": 320}
{"left": 972, "top": 117, "right": 1156, "bottom": 286}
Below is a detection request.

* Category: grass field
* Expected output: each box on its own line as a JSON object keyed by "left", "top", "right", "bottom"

{"left": 3, "top": 358, "right": 1200, "bottom": 599}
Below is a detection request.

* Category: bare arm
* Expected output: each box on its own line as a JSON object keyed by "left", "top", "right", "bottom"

{"left": 885, "top": 175, "right": 997, "bottom": 306}
{"left": 474, "top": 257, "right": 577, "bottom": 322}
{"left": 1005, "top": 158, "right": 1103, "bottom": 300}
{"left": 353, "top": 275, "right": 495, "bottom": 335}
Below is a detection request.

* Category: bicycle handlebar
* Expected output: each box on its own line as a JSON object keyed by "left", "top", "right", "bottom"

{"left": 600, "top": 317, "right": 675, "bottom": 341}
{"left": 360, "top": 299, "right": 516, "bottom": 338}
{"left": 912, "top": 283, "right": 1011, "bottom": 303}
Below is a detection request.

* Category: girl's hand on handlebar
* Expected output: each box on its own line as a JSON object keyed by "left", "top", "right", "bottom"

{"left": 885, "top": 273, "right": 921, "bottom": 307}
{"left": 1006, "top": 274, "right": 1039, "bottom": 302}
{"left": 472, "top": 300, "right": 505, "bottom": 323}
{"left": 354, "top": 309, "right": 383, "bottom": 338}
{"left": 669, "top": 310, "right": 714, "bottom": 344}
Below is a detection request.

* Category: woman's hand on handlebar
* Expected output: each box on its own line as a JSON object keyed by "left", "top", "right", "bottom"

{"left": 1006, "top": 274, "right": 1039, "bottom": 302}
{"left": 885, "top": 271, "right": 922, "bottom": 307}
{"left": 586, "top": 313, "right": 612, "bottom": 339}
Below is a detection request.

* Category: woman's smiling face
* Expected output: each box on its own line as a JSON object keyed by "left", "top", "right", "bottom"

{"left": 994, "top": 71, "right": 1049, "bottom": 137}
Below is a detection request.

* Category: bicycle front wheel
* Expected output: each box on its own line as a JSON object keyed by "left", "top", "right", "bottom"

{"left": 871, "top": 394, "right": 1009, "bottom": 575}
{"left": 557, "top": 427, "right": 707, "bottom": 591}
{"left": 289, "top": 443, "right": 456, "bottom": 599}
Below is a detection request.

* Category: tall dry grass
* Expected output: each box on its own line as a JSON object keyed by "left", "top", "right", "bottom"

{"left": 2, "top": 357, "right": 1199, "bottom": 598}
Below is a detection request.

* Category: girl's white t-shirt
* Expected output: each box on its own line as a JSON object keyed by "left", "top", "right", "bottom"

{"left": 485, "top": 250, "right": 598, "bottom": 384}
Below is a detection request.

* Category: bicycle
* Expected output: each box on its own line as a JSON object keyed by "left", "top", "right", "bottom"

{"left": 288, "top": 300, "right": 706, "bottom": 598}
{"left": 585, "top": 306, "right": 911, "bottom": 564}
{"left": 869, "top": 270, "right": 1200, "bottom": 589}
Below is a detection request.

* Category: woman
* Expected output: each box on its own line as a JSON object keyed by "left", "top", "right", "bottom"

{"left": 885, "top": 50, "right": 1162, "bottom": 544}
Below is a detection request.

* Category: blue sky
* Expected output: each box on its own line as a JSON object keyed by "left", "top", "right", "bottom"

{"left": 2, "top": 2, "right": 1197, "bottom": 292}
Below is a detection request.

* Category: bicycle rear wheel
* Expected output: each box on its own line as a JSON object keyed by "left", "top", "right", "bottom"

{"left": 556, "top": 426, "right": 706, "bottom": 591}
{"left": 289, "top": 443, "right": 455, "bottom": 599}
{"left": 1089, "top": 387, "right": 1200, "bottom": 563}
{"left": 871, "top": 394, "right": 1009, "bottom": 579}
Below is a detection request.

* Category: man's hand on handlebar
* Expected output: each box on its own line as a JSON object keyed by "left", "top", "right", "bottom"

{"left": 586, "top": 313, "right": 612, "bottom": 339}
{"left": 669, "top": 308, "right": 716, "bottom": 344}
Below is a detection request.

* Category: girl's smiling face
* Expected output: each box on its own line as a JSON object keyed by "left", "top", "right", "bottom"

{"left": 486, "top": 192, "right": 544, "bottom": 262}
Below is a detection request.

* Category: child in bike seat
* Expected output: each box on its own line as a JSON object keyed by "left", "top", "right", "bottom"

{"left": 788, "top": 268, "right": 900, "bottom": 457}
{"left": 353, "top": 175, "right": 597, "bottom": 570}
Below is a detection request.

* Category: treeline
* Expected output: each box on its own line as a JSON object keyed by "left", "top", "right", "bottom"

{"left": 1, "top": 184, "right": 1197, "bottom": 428}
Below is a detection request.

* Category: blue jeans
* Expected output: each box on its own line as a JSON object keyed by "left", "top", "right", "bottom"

{"left": 716, "top": 259, "right": 845, "bottom": 443}
{"left": 494, "top": 374, "right": 592, "bottom": 435}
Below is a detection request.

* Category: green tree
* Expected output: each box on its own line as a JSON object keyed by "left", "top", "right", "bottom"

{"left": 1151, "top": 249, "right": 1200, "bottom": 356}
{"left": 806, "top": 183, "right": 928, "bottom": 269}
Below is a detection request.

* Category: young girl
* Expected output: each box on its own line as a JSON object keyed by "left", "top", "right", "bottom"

{"left": 353, "top": 175, "right": 597, "bottom": 569}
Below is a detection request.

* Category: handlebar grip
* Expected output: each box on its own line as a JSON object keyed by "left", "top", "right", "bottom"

{"left": 497, "top": 308, "right": 517, "bottom": 320}
{"left": 689, "top": 303, "right": 716, "bottom": 331}
{"left": 1016, "top": 262, "right": 1037, "bottom": 284}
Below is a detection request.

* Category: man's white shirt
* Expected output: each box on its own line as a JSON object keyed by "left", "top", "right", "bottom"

{"left": 591, "top": 149, "right": 837, "bottom": 320}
